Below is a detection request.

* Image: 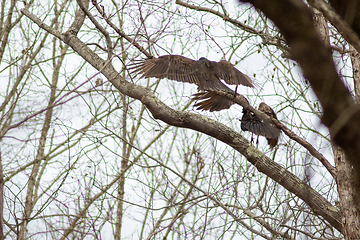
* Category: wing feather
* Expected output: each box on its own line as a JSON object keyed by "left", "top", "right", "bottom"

{"left": 240, "top": 103, "right": 280, "bottom": 148}
{"left": 212, "top": 60, "right": 253, "bottom": 87}
{"left": 240, "top": 107, "right": 280, "bottom": 138}
{"left": 131, "top": 55, "right": 202, "bottom": 85}
{"left": 130, "top": 56, "right": 254, "bottom": 92}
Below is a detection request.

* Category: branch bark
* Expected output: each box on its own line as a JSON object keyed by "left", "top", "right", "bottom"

{"left": 309, "top": 0, "right": 360, "bottom": 54}
{"left": 0, "top": 152, "right": 3, "bottom": 240}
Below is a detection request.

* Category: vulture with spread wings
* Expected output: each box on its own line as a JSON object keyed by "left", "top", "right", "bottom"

{"left": 131, "top": 55, "right": 254, "bottom": 93}
{"left": 240, "top": 102, "right": 280, "bottom": 148}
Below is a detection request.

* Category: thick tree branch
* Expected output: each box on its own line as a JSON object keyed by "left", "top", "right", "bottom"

{"left": 68, "top": 0, "right": 88, "bottom": 35}
{"left": 308, "top": 0, "right": 360, "bottom": 54}
{"left": 0, "top": 152, "right": 3, "bottom": 240}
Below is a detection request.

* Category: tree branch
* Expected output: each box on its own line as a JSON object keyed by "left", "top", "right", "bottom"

{"left": 176, "top": 0, "right": 290, "bottom": 54}
{"left": 308, "top": 0, "right": 360, "bottom": 54}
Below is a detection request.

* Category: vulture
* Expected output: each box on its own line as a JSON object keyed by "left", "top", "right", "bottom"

{"left": 130, "top": 55, "right": 254, "bottom": 93}
{"left": 192, "top": 91, "right": 281, "bottom": 148}
{"left": 240, "top": 102, "right": 280, "bottom": 148}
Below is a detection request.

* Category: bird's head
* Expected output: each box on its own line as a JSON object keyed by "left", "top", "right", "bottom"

{"left": 198, "top": 57, "right": 210, "bottom": 67}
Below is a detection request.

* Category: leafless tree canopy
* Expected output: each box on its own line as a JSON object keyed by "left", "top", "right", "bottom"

{"left": 1, "top": 0, "right": 360, "bottom": 239}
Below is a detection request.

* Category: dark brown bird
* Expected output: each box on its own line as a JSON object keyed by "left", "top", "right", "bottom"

{"left": 130, "top": 55, "right": 254, "bottom": 92}
{"left": 240, "top": 102, "right": 280, "bottom": 148}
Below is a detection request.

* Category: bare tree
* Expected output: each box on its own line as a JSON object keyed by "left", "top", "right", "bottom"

{"left": 1, "top": 0, "right": 359, "bottom": 239}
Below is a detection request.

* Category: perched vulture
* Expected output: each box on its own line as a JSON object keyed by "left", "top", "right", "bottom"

{"left": 240, "top": 102, "right": 280, "bottom": 148}
{"left": 192, "top": 91, "right": 280, "bottom": 148}
{"left": 130, "top": 55, "right": 254, "bottom": 92}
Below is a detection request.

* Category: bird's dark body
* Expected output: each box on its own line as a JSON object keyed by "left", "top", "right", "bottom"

{"left": 240, "top": 102, "right": 280, "bottom": 148}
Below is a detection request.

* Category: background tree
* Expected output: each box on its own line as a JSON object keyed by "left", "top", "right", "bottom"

{"left": 1, "top": 0, "right": 358, "bottom": 239}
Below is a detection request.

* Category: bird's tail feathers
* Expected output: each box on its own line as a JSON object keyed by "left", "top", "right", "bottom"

{"left": 267, "top": 137, "right": 279, "bottom": 149}
{"left": 192, "top": 92, "right": 234, "bottom": 112}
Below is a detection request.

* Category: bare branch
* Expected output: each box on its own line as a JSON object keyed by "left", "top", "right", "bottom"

{"left": 91, "top": 0, "right": 152, "bottom": 58}
{"left": 308, "top": 0, "right": 360, "bottom": 54}
{"left": 176, "top": 0, "right": 290, "bottom": 54}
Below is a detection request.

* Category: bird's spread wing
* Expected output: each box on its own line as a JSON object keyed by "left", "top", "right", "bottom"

{"left": 212, "top": 60, "right": 253, "bottom": 87}
{"left": 130, "top": 55, "right": 202, "bottom": 85}
{"left": 240, "top": 103, "right": 280, "bottom": 139}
